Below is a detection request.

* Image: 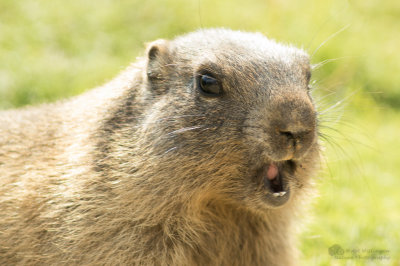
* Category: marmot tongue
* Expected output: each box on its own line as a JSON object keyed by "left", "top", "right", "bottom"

{"left": 266, "top": 163, "right": 279, "bottom": 180}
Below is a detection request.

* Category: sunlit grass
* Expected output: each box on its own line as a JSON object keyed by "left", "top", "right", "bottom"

{"left": 1, "top": 0, "right": 399, "bottom": 264}
{"left": 301, "top": 96, "right": 400, "bottom": 265}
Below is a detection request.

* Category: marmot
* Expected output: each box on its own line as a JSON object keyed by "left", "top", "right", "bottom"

{"left": 0, "top": 29, "right": 320, "bottom": 265}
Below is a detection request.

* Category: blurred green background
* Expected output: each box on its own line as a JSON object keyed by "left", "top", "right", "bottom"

{"left": 0, "top": 0, "right": 399, "bottom": 264}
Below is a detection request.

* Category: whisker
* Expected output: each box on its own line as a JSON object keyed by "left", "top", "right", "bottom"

{"left": 311, "top": 24, "right": 351, "bottom": 58}
{"left": 317, "top": 89, "right": 359, "bottom": 115}
{"left": 312, "top": 56, "right": 357, "bottom": 70}
{"left": 155, "top": 114, "right": 206, "bottom": 123}
{"left": 162, "top": 63, "right": 179, "bottom": 68}
{"left": 313, "top": 90, "right": 343, "bottom": 106}
{"left": 164, "top": 147, "right": 177, "bottom": 154}
{"left": 166, "top": 125, "right": 205, "bottom": 136}
{"left": 305, "top": 16, "right": 332, "bottom": 52}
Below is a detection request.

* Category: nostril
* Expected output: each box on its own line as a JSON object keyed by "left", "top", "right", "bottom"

{"left": 279, "top": 129, "right": 313, "bottom": 142}
{"left": 274, "top": 126, "right": 315, "bottom": 159}
{"left": 279, "top": 130, "right": 294, "bottom": 140}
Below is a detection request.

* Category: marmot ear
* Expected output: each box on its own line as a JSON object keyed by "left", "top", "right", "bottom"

{"left": 146, "top": 39, "right": 170, "bottom": 81}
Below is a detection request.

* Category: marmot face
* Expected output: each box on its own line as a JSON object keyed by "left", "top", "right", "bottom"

{"left": 140, "top": 29, "right": 319, "bottom": 210}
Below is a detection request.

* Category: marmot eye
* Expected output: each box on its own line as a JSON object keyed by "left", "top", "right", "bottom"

{"left": 198, "top": 74, "right": 222, "bottom": 96}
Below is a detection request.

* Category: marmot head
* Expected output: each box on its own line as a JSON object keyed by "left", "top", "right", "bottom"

{"left": 135, "top": 29, "right": 319, "bottom": 210}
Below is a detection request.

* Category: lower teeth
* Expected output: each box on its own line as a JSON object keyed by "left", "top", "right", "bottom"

{"left": 272, "top": 191, "right": 287, "bottom": 197}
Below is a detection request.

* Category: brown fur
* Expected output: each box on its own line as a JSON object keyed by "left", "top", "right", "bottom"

{"left": 0, "top": 29, "right": 320, "bottom": 265}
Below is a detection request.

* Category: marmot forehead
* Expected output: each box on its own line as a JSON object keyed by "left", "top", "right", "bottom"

{"left": 172, "top": 28, "right": 309, "bottom": 65}
{"left": 169, "top": 28, "right": 310, "bottom": 86}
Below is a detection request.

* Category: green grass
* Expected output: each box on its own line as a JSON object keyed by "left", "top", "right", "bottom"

{"left": 301, "top": 97, "right": 400, "bottom": 265}
{"left": 1, "top": 0, "right": 399, "bottom": 264}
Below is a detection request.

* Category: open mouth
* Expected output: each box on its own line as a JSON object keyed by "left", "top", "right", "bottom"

{"left": 257, "top": 162, "right": 293, "bottom": 207}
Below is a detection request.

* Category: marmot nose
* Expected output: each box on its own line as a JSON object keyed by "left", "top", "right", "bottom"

{"left": 277, "top": 126, "right": 315, "bottom": 159}
{"left": 258, "top": 91, "right": 317, "bottom": 161}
